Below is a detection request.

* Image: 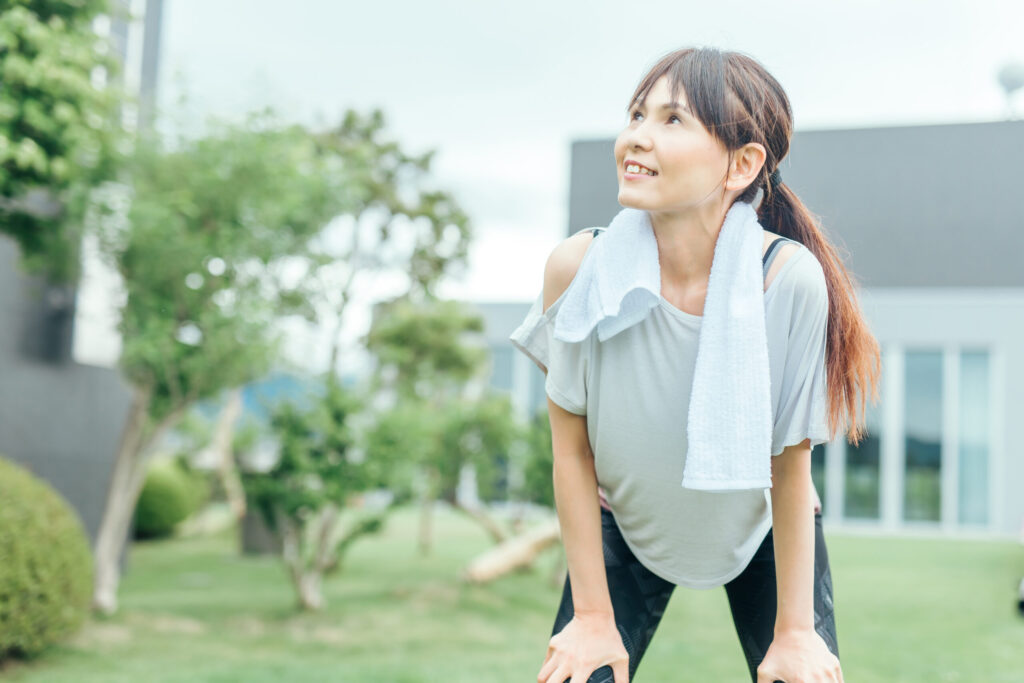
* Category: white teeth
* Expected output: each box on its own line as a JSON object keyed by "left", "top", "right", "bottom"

{"left": 626, "top": 163, "right": 656, "bottom": 175}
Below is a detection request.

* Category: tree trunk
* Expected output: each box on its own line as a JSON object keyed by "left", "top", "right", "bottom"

{"left": 453, "top": 501, "right": 507, "bottom": 544}
{"left": 92, "top": 388, "right": 149, "bottom": 615}
{"left": 418, "top": 466, "right": 439, "bottom": 556}
{"left": 460, "top": 518, "right": 561, "bottom": 584}
{"left": 276, "top": 506, "right": 325, "bottom": 611}
{"left": 323, "top": 509, "right": 389, "bottom": 576}
{"left": 212, "top": 388, "right": 246, "bottom": 522}
{"left": 312, "top": 503, "right": 340, "bottom": 574}
{"left": 297, "top": 572, "right": 324, "bottom": 611}
{"left": 92, "top": 387, "right": 186, "bottom": 615}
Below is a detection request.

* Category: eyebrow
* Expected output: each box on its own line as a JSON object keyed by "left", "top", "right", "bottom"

{"left": 630, "top": 101, "right": 692, "bottom": 114}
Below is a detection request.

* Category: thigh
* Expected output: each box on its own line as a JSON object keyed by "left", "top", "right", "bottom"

{"left": 550, "top": 507, "right": 676, "bottom": 683}
{"left": 723, "top": 511, "right": 839, "bottom": 682}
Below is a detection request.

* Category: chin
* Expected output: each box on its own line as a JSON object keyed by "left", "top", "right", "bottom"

{"left": 617, "top": 190, "right": 656, "bottom": 210}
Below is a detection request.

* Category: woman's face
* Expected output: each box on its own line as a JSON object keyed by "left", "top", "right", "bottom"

{"left": 613, "top": 75, "right": 732, "bottom": 212}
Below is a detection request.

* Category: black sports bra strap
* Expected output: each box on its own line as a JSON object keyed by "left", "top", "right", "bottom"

{"left": 762, "top": 236, "right": 785, "bottom": 266}
{"left": 762, "top": 236, "right": 802, "bottom": 273}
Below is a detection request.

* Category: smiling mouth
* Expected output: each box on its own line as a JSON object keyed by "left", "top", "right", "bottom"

{"left": 624, "top": 162, "right": 658, "bottom": 176}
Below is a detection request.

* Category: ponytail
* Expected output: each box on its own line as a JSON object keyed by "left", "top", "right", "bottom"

{"left": 758, "top": 182, "right": 882, "bottom": 447}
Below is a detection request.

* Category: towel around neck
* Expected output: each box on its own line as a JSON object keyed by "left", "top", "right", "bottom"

{"left": 552, "top": 201, "right": 775, "bottom": 491}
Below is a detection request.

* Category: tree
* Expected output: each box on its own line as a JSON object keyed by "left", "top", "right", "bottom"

{"left": 462, "top": 408, "right": 565, "bottom": 586}
{"left": 518, "top": 407, "right": 554, "bottom": 508}
{"left": 281, "top": 108, "right": 473, "bottom": 379}
{"left": 365, "top": 297, "right": 524, "bottom": 554}
{"left": 242, "top": 380, "right": 393, "bottom": 611}
{"left": 365, "top": 297, "right": 487, "bottom": 402}
{"left": 88, "top": 114, "right": 351, "bottom": 615}
{"left": 435, "top": 393, "right": 523, "bottom": 541}
{"left": 0, "top": 0, "right": 126, "bottom": 282}
{"left": 88, "top": 101, "right": 473, "bottom": 614}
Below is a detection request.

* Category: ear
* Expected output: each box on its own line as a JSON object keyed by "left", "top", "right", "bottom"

{"left": 725, "top": 142, "right": 767, "bottom": 192}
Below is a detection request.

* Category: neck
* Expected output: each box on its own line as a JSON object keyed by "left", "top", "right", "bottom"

{"left": 648, "top": 201, "right": 730, "bottom": 291}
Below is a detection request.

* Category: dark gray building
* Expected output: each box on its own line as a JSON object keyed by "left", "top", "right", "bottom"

{"left": 0, "top": 236, "right": 134, "bottom": 549}
{"left": 477, "top": 119, "right": 1024, "bottom": 537}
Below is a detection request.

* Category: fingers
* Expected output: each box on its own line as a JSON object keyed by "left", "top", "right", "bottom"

{"left": 537, "top": 654, "right": 558, "bottom": 683}
{"left": 611, "top": 659, "right": 630, "bottom": 683}
{"left": 544, "top": 666, "right": 569, "bottom": 683}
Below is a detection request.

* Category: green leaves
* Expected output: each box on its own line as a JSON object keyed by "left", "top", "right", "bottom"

{"left": 243, "top": 379, "right": 370, "bottom": 530}
{"left": 109, "top": 119, "right": 354, "bottom": 420}
{"left": 365, "top": 297, "right": 488, "bottom": 402}
{"left": 0, "top": 0, "right": 125, "bottom": 282}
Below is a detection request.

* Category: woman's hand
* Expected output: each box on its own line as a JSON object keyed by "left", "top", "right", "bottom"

{"left": 756, "top": 628, "right": 844, "bottom": 683}
{"left": 537, "top": 612, "right": 629, "bottom": 683}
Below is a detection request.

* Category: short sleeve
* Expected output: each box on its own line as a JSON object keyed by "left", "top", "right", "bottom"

{"left": 770, "top": 249, "right": 831, "bottom": 457}
{"left": 509, "top": 292, "right": 589, "bottom": 415}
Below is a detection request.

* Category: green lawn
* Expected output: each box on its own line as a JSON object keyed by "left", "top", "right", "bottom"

{"left": 2, "top": 505, "right": 1022, "bottom": 682}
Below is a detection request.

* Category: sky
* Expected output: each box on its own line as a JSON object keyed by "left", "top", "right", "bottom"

{"left": 76, "top": 0, "right": 1024, "bottom": 375}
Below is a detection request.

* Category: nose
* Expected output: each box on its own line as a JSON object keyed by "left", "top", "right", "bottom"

{"left": 623, "top": 121, "right": 653, "bottom": 152}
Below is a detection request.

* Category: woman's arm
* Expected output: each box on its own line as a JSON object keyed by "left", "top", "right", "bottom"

{"left": 536, "top": 234, "right": 631, "bottom": 683}
{"left": 755, "top": 439, "right": 844, "bottom": 682}
{"left": 541, "top": 231, "right": 611, "bottom": 616}
{"left": 769, "top": 439, "right": 817, "bottom": 633}
{"left": 548, "top": 399, "right": 612, "bottom": 615}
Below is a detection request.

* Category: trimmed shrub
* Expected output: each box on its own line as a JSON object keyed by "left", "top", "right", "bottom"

{"left": 132, "top": 461, "right": 193, "bottom": 540}
{"left": 0, "top": 456, "right": 93, "bottom": 660}
{"left": 170, "top": 453, "right": 214, "bottom": 516}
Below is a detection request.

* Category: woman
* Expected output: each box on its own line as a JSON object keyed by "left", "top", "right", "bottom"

{"left": 510, "top": 47, "right": 881, "bottom": 683}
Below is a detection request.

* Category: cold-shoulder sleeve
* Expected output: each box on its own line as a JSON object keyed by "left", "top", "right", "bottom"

{"left": 509, "top": 292, "right": 589, "bottom": 416}
{"left": 767, "top": 248, "right": 831, "bottom": 457}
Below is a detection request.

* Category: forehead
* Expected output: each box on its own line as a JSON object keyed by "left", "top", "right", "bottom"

{"left": 638, "top": 75, "right": 688, "bottom": 107}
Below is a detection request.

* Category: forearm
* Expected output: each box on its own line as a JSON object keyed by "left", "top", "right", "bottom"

{"left": 552, "top": 440, "right": 613, "bottom": 616}
{"left": 770, "top": 442, "right": 817, "bottom": 634}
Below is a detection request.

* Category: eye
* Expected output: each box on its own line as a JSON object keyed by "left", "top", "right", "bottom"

{"left": 629, "top": 110, "right": 682, "bottom": 124}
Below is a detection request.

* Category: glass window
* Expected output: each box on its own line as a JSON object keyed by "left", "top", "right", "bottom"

{"left": 904, "top": 350, "right": 942, "bottom": 522}
{"left": 490, "top": 346, "right": 513, "bottom": 392}
{"left": 845, "top": 385, "right": 881, "bottom": 520}
{"left": 958, "top": 350, "right": 990, "bottom": 525}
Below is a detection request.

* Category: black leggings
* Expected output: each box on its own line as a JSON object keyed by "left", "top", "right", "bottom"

{"left": 549, "top": 506, "right": 839, "bottom": 682}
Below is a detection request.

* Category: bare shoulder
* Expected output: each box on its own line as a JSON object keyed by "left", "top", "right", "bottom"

{"left": 542, "top": 230, "right": 595, "bottom": 313}
{"left": 772, "top": 244, "right": 828, "bottom": 307}
{"left": 762, "top": 229, "right": 805, "bottom": 291}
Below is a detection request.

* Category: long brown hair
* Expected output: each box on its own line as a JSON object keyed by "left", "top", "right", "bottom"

{"left": 629, "top": 47, "right": 881, "bottom": 447}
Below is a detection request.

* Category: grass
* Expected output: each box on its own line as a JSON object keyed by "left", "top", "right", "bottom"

{"left": 2, "top": 504, "right": 1023, "bottom": 682}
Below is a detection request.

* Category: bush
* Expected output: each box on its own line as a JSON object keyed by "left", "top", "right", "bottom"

{"left": 0, "top": 456, "right": 93, "bottom": 660}
{"left": 133, "top": 461, "right": 194, "bottom": 540}
{"left": 170, "top": 453, "right": 214, "bottom": 516}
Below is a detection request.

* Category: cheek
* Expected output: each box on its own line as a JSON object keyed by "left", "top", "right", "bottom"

{"left": 612, "top": 137, "right": 626, "bottom": 162}
{"left": 664, "top": 141, "right": 724, "bottom": 177}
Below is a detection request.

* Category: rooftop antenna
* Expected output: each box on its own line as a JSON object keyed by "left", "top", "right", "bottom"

{"left": 997, "top": 61, "right": 1024, "bottom": 119}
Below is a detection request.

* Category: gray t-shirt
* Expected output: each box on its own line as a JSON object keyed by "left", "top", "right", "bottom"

{"left": 509, "top": 231, "right": 830, "bottom": 589}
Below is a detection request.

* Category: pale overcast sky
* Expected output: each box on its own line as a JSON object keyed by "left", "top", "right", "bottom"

{"left": 133, "top": 0, "right": 1023, "bottom": 374}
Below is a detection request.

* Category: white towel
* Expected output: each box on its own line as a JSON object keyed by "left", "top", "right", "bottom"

{"left": 552, "top": 200, "right": 774, "bottom": 491}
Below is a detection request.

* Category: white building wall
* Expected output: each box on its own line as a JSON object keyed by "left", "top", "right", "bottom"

{"left": 856, "top": 286, "right": 1024, "bottom": 537}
